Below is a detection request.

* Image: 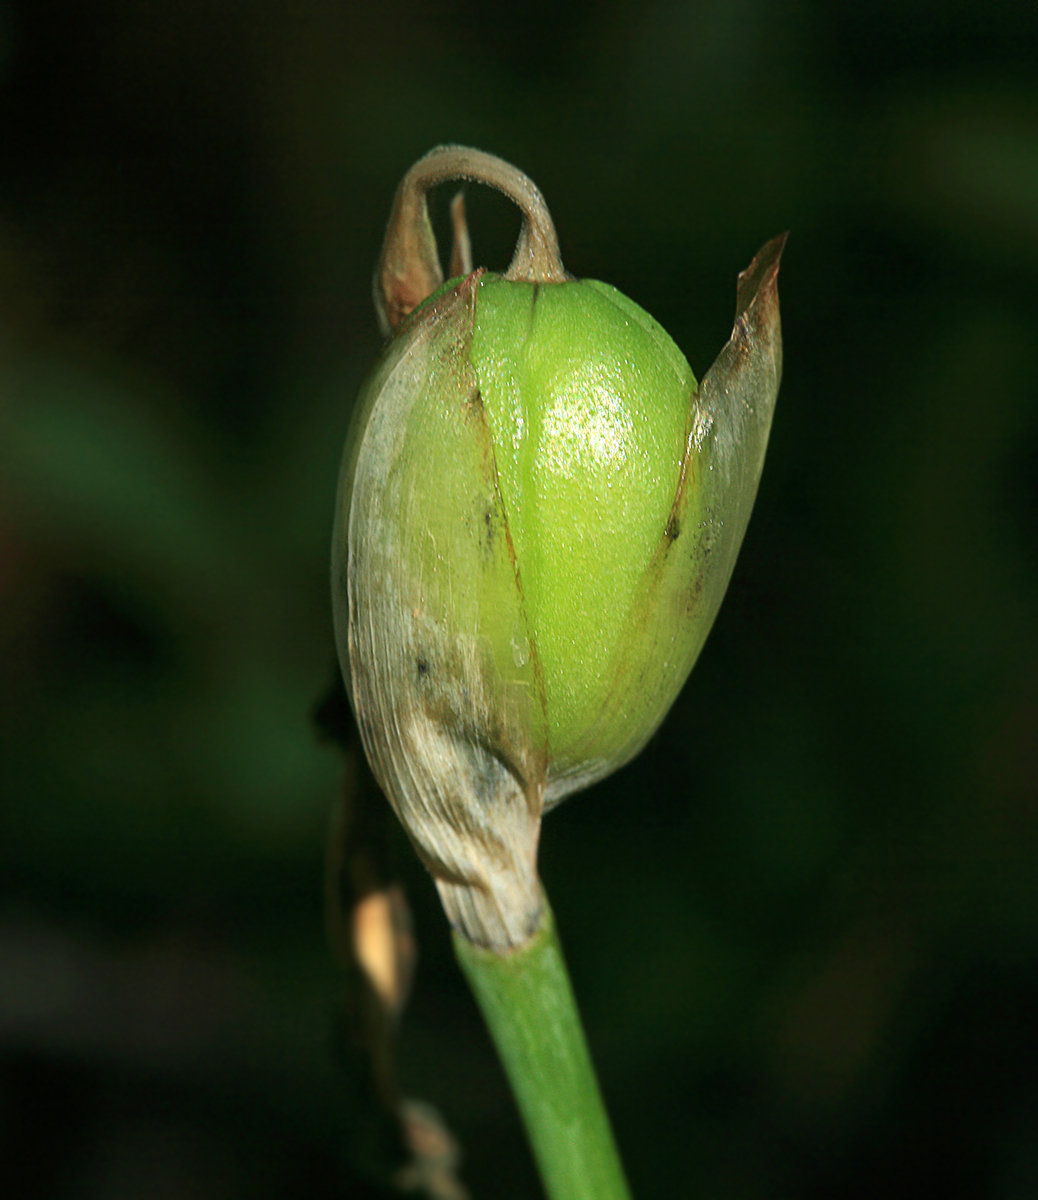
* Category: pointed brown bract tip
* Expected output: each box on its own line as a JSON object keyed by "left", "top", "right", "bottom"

{"left": 735, "top": 232, "right": 788, "bottom": 322}
{"left": 457, "top": 266, "right": 486, "bottom": 301}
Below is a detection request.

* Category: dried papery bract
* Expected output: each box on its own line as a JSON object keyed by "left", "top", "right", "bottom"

{"left": 374, "top": 144, "right": 568, "bottom": 335}
{"left": 333, "top": 145, "right": 785, "bottom": 951}
{"left": 339, "top": 272, "right": 551, "bottom": 950}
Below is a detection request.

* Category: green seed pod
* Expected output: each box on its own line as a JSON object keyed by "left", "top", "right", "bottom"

{"left": 332, "top": 146, "right": 784, "bottom": 949}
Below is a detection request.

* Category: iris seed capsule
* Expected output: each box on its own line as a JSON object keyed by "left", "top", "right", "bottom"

{"left": 332, "top": 146, "right": 784, "bottom": 949}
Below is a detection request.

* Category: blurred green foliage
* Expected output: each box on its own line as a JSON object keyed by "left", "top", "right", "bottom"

{"left": 1, "top": 1, "right": 1036, "bottom": 1198}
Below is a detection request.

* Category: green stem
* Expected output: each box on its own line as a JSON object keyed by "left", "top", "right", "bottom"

{"left": 454, "top": 896, "right": 632, "bottom": 1200}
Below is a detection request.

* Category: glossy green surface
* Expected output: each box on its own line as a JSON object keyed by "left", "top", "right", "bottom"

{"left": 469, "top": 277, "right": 696, "bottom": 771}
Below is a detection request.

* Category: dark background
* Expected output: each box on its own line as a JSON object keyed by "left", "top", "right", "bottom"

{"left": 2, "top": 1, "right": 1037, "bottom": 1197}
